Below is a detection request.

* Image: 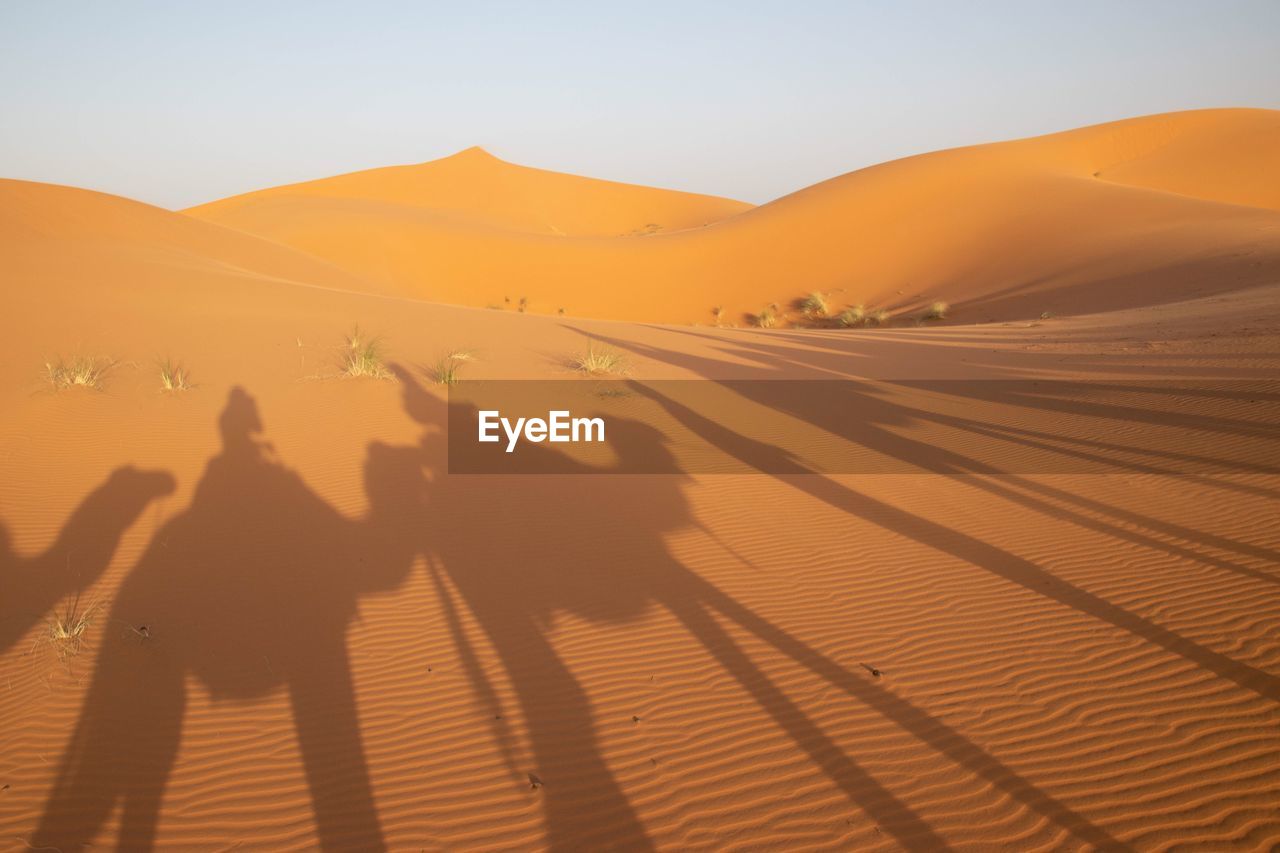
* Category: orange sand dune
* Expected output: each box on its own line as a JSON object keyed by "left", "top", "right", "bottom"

{"left": 3, "top": 125, "right": 1280, "bottom": 851}
{"left": 185, "top": 108, "right": 1280, "bottom": 326}
{"left": 185, "top": 146, "right": 752, "bottom": 238}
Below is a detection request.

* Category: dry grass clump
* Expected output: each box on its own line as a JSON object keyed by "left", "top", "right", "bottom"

{"left": 45, "top": 594, "right": 99, "bottom": 664}
{"left": 837, "top": 305, "right": 866, "bottom": 327}
{"left": 573, "top": 344, "right": 628, "bottom": 376}
{"left": 922, "top": 301, "right": 949, "bottom": 321}
{"left": 711, "top": 305, "right": 725, "bottom": 325}
{"left": 798, "top": 291, "right": 828, "bottom": 317}
{"left": 431, "top": 350, "right": 474, "bottom": 385}
{"left": 865, "top": 308, "right": 892, "bottom": 326}
{"left": 158, "top": 359, "right": 193, "bottom": 392}
{"left": 751, "top": 305, "right": 779, "bottom": 328}
{"left": 341, "top": 327, "right": 391, "bottom": 379}
{"left": 45, "top": 355, "right": 112, "bottom": 390}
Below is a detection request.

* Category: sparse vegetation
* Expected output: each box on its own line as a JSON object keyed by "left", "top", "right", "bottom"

{"left": 711, "top": 305, "right": 724, "bottom": 325}
{"left": 1040, "top": 311, "right": 1054, "bottom": 320}
{"left": 340, "top": 327, "right": 391, "bottom": 379}
{"left": 431, "top": 350, "right": 474, "bottom": 385}
{"left": 798, "top": 292, "right": 828, "bottom": 317}
{"left": 838, "top": 305, "right": 866, "bottom": 327}
{"left": 558, "top": 307, "right": 566, "bottom": 316}
{"left": 45, "top": 355, "right": 112, "bottom": 390}
{"left": 573, "top": 344, "right": 628, "bottom": 375}
{"left": 751, "top": 304, "right": 779, "bottom": 328}
{"left": 866, "top": 308, "right": 892, "bottom": 326}
{"left": 518, "top": 296, "right": 528, "bottom": 314}
{"left": 46, "top": 594, "right": 98, "bottom": 664}
{"left": 158, "top": 358, "right": 192, "bottom": 392}
{"left": 923, "top": 301, "right": 949, "bottom": 321}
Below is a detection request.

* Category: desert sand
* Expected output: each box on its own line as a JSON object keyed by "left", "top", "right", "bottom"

{"left": 2, "top": 108, "right": 1279, "bottom": 850}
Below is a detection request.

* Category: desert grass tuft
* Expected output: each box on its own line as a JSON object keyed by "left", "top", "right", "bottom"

{"left": 837, "top": 305, "right": 866, "bottom": 327}
{"left": 158, "top": 358, "right": 193, "bottom": 392}
{"left": 45, "top": 355, "right": 112, "bottom": 390}
{"left": 431, "top": 350, "right": 473, "bottom": 385}
{"left": 922, "top": 301, "right": 949, "bottom": 321}
{"left": 865, "top": 308, "right": 892, "bottom": 326}
{"left": 341, "top": 327, "right": 391, "bottom": 379}
{"left": 573, "top": 344, "right": 628, "bottom": 376}
{"left": 46, "top": 594, "right": 99, "bottom": 664}
{"left": 711, "top": 305, "right": 725, "bottom": 324}
{"left": 798, "top": 291, "right": 828, "bottom": 317}
{"left": 751, "top": 305, "right": 779, "bottom": 328}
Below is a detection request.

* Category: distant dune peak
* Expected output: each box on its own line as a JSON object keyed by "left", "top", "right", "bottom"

{"left": 438, "top": 145, "right": 502, "bottom": 164}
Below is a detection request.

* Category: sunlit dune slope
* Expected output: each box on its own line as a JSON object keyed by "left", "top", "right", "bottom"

{"left": 184, "top": 146, "right": 752, "bottom": 238}
{"left": 183, "top": 109, "right": 1280, "bottom": 326}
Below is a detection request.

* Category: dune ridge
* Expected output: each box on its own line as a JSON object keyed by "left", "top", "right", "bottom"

{"left": 182, "top": 108, "right": 1280, "bottom": 326}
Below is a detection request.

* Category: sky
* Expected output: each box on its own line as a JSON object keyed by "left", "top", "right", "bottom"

{"left": 3, "top": 1, "right": 1278, "bottom": 209}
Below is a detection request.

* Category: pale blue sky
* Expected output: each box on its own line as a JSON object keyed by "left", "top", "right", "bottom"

{"left": 2, "top": 1, "right": 1278, "bottom": 208}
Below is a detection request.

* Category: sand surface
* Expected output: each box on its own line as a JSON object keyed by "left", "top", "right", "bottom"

{"left": 2, "top": 109, "right": 1280, "bottom": 850}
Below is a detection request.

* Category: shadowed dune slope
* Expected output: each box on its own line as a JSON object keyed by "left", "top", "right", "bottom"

{"left": 183, "top": 109, "right": 1280, "bottom": 325}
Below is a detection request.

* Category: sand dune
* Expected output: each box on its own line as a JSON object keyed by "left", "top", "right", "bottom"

{"left": 3, "top": 113, "right": 1280, "bottom": 850}
{"left": 184, "top": 108, "right": 1280, "bottom": 326}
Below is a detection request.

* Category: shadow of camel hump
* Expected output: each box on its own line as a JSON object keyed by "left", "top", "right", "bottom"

{"left": 35, "top": 387, "right": 415, "bottom": 852}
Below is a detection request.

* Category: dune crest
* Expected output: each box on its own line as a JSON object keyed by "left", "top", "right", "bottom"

{"left": 184, "top": 144, "right": 752, "bottom": 240}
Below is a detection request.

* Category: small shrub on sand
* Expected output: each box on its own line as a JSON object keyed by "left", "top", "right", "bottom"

{"left": 923, "top": 301, "right": 949, "bottom": 321}
{"left": 798, "top": 292, "right": 828, "bottom": 317}
{"left": 158, "top": 359, "right": 192, "bottom": 392}
{"left": 46, "top": 594, "right": 99, "bottom": 664}
{"left": 838, "top": 305, "right": 866, "bottom": 327}
{"left": 45, "top": 355, "right": 112, "bottom": 390}
{"left": 865, "top": 308, "right": 892, "bottom": 326}
{"left": 711, "top": 305, "right": 724, "bottom": 324}
{"left": 573, "top": 344, "right": 627, "bottom": 376}
{"left": 341, "top": 327, "right": 391, "bottom": 379}
{"left": 518, "top": 296, "right": 528, "bottom": 314}
{"left": 751, "top": 305, "right": 779, "bottom": 328}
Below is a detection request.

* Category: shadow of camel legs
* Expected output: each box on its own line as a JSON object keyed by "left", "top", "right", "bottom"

{"left": 388, "top": 365, "right": 1124, "bottom": 849}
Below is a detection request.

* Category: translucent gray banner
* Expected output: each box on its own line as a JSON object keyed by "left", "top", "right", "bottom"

{"left": 445, "top": 380, "right": 1280, "bottom": 475}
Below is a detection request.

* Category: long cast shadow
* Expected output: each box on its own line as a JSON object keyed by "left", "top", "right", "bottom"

{"left": 629, "top": 381, "right": 1280, "bottom": 704}
{"left": 391, "top": 366, "right": 1126, "bottom": 850}
{"left": 34, "top": 388, "right": 418, "bottom": 851}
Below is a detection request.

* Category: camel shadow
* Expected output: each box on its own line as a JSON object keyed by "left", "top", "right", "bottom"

{"left": 34, "top": 388, "right": 418, "bottom": 851}
{"left": 388, "top": 365, "right": 1121, "bottom": 851}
